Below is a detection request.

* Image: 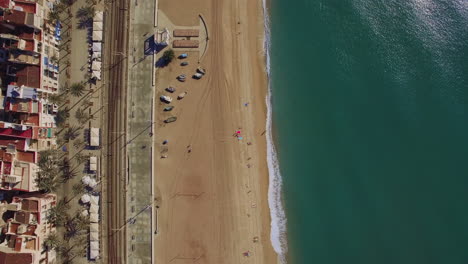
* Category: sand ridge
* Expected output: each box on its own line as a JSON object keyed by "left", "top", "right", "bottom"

{"left": 154, "top": 0, "right": 278, "bottom": 263}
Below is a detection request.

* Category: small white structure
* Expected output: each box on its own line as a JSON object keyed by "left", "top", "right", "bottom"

{"left": 92, "top": 30, "right": 103, "bottom": 42}
{"left": 92, "top": 71, "right": 102, "bottom": 80}
{"left": 89, "top": 195, "right": 101, "bottom": 260}
{"left": 92, "top": 43, "right": 102, "bottom": 52}
{"left": 94, "top": 11, "right": 104, "bottom": 22}
{"left": 160, "top": 95, "right": 172, "bottom": 103}
{"left": 90, "top": 241, "right": 99, "bottom": 260}
{"left": 81, "top": 194, "right": 91, "bottom": 204}
{"left": 82, "top": 175, "right": 91, "bottom": 185}
{"left": 155, "top": 28, "right": 170, "bottom": 46}
{"left": 93, "top": 21, "right": 103, "bottom": 31}
{"left": 90, "top": 128, "right": 100, "bottom": 147}
{"left": 91, "top": 61, "right": 101, "bottom": 71}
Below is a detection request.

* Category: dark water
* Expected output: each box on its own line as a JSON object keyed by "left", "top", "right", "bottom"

{"left": 269, "top": 0, "right": 468, "bottom": 263}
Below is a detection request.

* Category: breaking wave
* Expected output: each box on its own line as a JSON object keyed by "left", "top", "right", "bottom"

{"left": 262, "top": 0, "right": 288, "bottom": 263}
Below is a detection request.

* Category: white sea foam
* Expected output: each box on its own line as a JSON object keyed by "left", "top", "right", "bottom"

{"left": 262, "top": 0, "right": 288, "bottom": 262}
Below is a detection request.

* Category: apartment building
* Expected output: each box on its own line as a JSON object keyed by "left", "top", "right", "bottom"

{"left": 0, "top": 192, "right": 57, "bottom": 264}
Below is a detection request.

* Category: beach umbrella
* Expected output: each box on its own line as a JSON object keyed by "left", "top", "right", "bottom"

{"left": 81, "top": 194, "right": 91, "bottom": 204}
{"left": 82, "top": 175, "right": 91, "bottom": 185}
{"left": 88, "top": 178, "right": 98, "bottom": 188}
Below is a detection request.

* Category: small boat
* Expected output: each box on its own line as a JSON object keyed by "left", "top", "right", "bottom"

{"left": 160, "top": 95, "right": 172, "bottom": 103}
{"left": 177, "top": 92, "right": 188, "bottom": 100}
{"left": 181, "top": 62, "right": 189, "bottom": 66}
{"left": 164, "top": 116, "right": 177, "bottom": 123}
{"left": 165, "top": 87, "right": 176, "bottom": 93}
{"left": 179, "top": 53, "right": 188, "bottom": 59}
{"left": 196, "top": 67, "right": 206, "bottom": 75}
{"left": 193, "top": 73, "right": 203, "bottom": 79}
{"left": 164, "top": 106, "right": 174, "bottom": 111}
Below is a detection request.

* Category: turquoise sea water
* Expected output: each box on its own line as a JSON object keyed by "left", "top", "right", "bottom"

{"left": 268, "top": 0, "right": 468, "bottom": 263}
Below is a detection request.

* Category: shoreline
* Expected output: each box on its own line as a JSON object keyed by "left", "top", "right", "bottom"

{"left": 153, "top": 0, "right": 279, "bottom": 263}
{"left": 262, "top": 0, "right": 288, "bottom": 262}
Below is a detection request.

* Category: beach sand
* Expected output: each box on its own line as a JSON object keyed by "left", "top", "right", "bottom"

{"left": 153, "top": 0, "right": 278, "bottom": 263}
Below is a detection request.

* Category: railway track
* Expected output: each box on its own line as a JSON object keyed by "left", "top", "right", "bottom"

{"left": 103, "top": 0, "right": 130, "bottom": 263}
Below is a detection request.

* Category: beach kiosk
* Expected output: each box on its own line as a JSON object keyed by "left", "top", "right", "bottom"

{"left": 90, "top": 128, "right": 100, "bottom": 147}
{"left": 89, "top": 156, "right": 98, "bottom": 172}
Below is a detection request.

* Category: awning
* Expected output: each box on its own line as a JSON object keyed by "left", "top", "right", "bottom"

{"left": 94, "top": 11, "right": 104, "bottom": 22}
{"left": 93, "top": 30, "right": 103, "bottom": 41}
{"left": 90, "top": 231, "right": 99, "bottom": 241}
{"left": 90, "top": 213, "right": 99, "bottom": 223}
{"left": 92, "top": 71, "right": 101, "bottom": 80}
{"left": 81, "top": 194, "right": 90, "bottom": 203}
{"left": 90, "top": 204, "right": 99, "bottom": 214}
{"left": 90, "top": 223, "right": 99, "bottom": 232}
{"left": 93, "top": 21, "right": 103, "bottom": 30}
{"left": 88, "top": 178, "right": 97, "bottom": 187}
{"left": 90, "top": 195, "right": 100, "bottom": 205}
{"left": 91, "top": 61, "right": 102, "bottom": 71}
{"left": 92, "top": 42, "right": 102, "bottom": 52}
{"left": 90, "top": 249, "right": 99, "bottom": 260}
{"left": 92, "top": 52, "right": 101, "bottom": 59}
{"left": 82, "top": 175, "right": 91, "bottom": 185}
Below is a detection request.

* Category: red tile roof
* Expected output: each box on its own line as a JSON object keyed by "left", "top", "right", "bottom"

{"left": 0, "top": 127, "right": 33, "bottom": 139}
{"left": 0, "top": 251, "right": 33, "bottom": 264}
{"left": 12, "top": 1, "right": 36, "bottom": 14}
{"left": 0, "top": 0, "right": 11, "bottom": 9}
{"left": 15, "top": 65, "right": 40, "bottom": 88}
{"left": 16, "top": 151, "right": 35, "bottom": 163}
{"left": 0, "top": 139, "right": 27, "bottom": 151}
{"left": 2, "top": 10, "right": 26, "bottom": 25}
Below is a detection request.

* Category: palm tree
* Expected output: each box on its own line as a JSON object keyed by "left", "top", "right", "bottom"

{"left": 64, "top": 126, "right": 80, "bottom": 141}
{"left": 75, "top": 152, "right": 89, "bottom": 164}
{"left": 76, "top": 6, "right": 94, "bottom": 19}
{"left": 55, "top": 107, "right": 70, "bottom": 127}
{"left": 162, "top": 49, "right": 175, "bottom": 64}
{"left": 43, "top": 233, "right": 61, "bottom": 251}
{"left": 47, "top": 199, "right": 70, "bottom": 226}
{"left": 74, "top": 108, "right": 89, "bottom": 124}
{"left": 64, "top": 215, "right": 87, "bottom": 241}
{"left": 69, "top": 82, "right": 86, "bottom": 97}
{"left": 48, "top": 10, "right": 60, "bottom": 24}
{"left": 73, "top": 138, "right": 85, "bottom": 149}
{"left": 72, "top": 182, "right": 86, "bottom": 196}
{"left": 48, "top": 93, "right": 65, "bottom": 105}
{"left": 36, "top": 171, "right": 60, "bottom": 193}
{"left": 59, "top": 157, "right": 77, "bottom": 182}
{"left": 76, "top": 6, "right": 94, "bottom": 29}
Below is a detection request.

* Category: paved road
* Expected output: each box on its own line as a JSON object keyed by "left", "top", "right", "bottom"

{"left": 125, "top": 0, "right": 156, "bottom": 262}
{"left": 102, "top": 0, "right": 130, "bottom": 263}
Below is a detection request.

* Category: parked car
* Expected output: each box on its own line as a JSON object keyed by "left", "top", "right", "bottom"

{"left": 179, "top": 53, "right": 188, "bottom": 59}
{"left": 164, "top": 106, "right": 174, "bottom": 111}
{"left": 177, "top": 74, "right": 186, "bottom": 82}
{"left": 193, "top": 73, "right": 203, "bottom": 79}
{"left": 164, "top": 117, "right": 177, "bottom": 123}
{"left": 160, "top": 95, "right": 172, "bottom": 103}
{"left": 165, "top": 87, "right": 176, "bottom": 93}
{"left": 181, "top": 62, "right": 189, "bottom": 66}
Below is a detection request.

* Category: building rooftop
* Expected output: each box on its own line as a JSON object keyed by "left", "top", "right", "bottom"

{"left": 173, "top": 29, "right": 199, "bottom": 37}
{"left": 0, "top": 0, "right": 11, "bottom": 9}
{"left": 12, "top": 1, "right": 37, "bottom": 14}
{"left": 0, "top": 251, "right": 33, "bottom": 264}
{"left": 6, "top": 85, "right": 38, "bottom": 100}
{"left": 20, "top": 199, "right": 38, "bottom": 212}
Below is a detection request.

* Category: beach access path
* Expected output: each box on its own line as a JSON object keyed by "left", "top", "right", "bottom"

{"left": 124, "top": 0, "right": 157, "bottom": 262}
{"left": 153, "top": 0, "right": 279, "bottom": 263}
